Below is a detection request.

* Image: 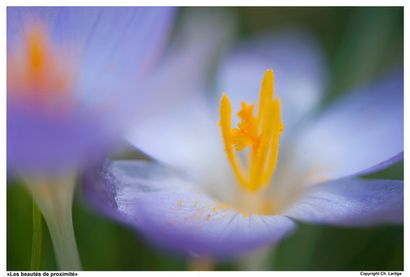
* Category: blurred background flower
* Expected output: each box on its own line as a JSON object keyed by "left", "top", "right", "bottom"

{"left": 8, "top": 7, "right": 175, "bottom": 175}
{"left": 7, "top": 6, "right": 175, "bottom": 270}
{"left": 7, "top": 7, "right": 403, "bottom": 271}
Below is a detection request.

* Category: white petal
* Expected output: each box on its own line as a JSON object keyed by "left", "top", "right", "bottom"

{"left": 126, "top": 10, "right": 236, "bottom": 182}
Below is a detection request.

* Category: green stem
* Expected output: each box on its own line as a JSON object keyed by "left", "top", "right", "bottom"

{"left": 237, "top": 246, "right": 274, "bottom": 270}
{"left": 189, "top": 257, "right": 214, "bottom": 271}
{"left": 30, "top": 200, "right": 43, "bottom": 270}
{"left": 44, "top": 201, "right": 81, "bottom": 270}
{"left": 25, "top": 174, "right": 82, "bottom": 270}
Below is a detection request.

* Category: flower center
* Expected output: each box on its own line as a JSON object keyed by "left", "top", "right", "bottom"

{"left": 8, "top": 20, "right": 73, "bottom": 104}
{"left": 219, "top": 69, "right": 284, "bottom": 192}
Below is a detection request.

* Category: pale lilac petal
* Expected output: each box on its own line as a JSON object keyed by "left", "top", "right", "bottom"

{"left": 73, "top": 7, "right": 176, "bottom": 109}
{"left": 217, "top": 29, "right": 328, "bottom": 131}
{"left": 293, "top": 69, "right": 403, "bottom": 182}
{"left": 84, "top": 160, "right": 296, "bottom": 258}
{"left": 285, "top": 178, "right": 403, "bottom": 226}
{"left": 126, "top": 10, "right": 235, "bottom": 180}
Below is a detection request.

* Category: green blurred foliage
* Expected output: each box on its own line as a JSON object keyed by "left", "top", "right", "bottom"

{"left": 7, "top": 7, "right": 403, "bottom": 271}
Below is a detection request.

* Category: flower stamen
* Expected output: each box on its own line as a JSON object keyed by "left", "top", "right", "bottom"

{"left": 219, "top": 95, "right": 248, "bottom": 188}
{"left": 219, "top": 69, "right": 284, "bottom": 192}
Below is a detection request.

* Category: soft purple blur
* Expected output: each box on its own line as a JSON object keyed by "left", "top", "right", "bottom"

{"left": 7, "top": 7, "right": 176, "bottom": 175}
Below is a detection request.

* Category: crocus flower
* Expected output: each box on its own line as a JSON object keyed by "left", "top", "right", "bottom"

{"left": 84, "top": 19, "right": 403, "bottom": 259}
{"left": 8, "top": 7, "right": 175, "bottom": 175}
{"left": 7, "top": 7, "right": 175, "bottom": 269}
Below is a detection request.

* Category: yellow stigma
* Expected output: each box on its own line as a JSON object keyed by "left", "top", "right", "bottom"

{"left": 219, "top": 69, "right": 284, "bottom": 192}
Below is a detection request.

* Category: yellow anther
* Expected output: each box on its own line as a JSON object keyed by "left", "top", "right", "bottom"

{"left": 257, "top": 69, "right": 274, "bottom": 128}
{"left": 262, "top": 99, "right": 284, "bottom": 184}
{"left": 219, "top": 69, "right": 284, "bottom": 192}
{"left": 219, "top": 94, "right": 248, "bottom": 188}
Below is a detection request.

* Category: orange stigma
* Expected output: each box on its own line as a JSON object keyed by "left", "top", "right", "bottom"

{"left": 8, "top": 21, "right": 73, "bottom": 102}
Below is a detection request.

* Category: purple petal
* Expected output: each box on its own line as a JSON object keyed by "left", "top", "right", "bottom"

{"left": 217, "top": 29, "right": 328, "bottom": 132}
{"left": 7, "top": 103, "right": 116, "bottom": 175}
{"left": 83, "top": 160, "right": 296, "bottom": 258}
{"left": 355, "top": 152, "right": 403, "bottom": 177}
{"left": 293, "top": 69, "right": 403, "bottom": 182}
{"left": 72, "top": 7, "right": 176, "bottom": 108}
{"left": 285, "top": 178, "right": 403, "bottom": 226}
